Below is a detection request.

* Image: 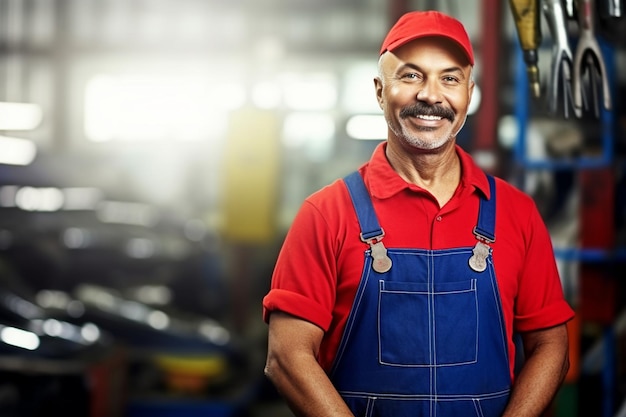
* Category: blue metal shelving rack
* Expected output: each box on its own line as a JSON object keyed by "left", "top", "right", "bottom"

{"left": 513, "top": 39, "right": 620, "bottom": 417}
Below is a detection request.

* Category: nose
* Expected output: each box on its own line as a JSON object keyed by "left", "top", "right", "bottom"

{"left": 416, "top": 79, "right": 442, "bottom": 104}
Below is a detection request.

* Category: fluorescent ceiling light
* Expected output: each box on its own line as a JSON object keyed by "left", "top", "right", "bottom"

{"left": 0, "top": 102, "right": 43, "bottom": 130}
{"left": 0, "top": 325, "right": 40, "bottom": 350}
{"left": 0, "top": 135, "right": 37, "bottom": 165}
{"left": 15, "top": 186, "right": 64, "bottom": 212}
{"left": 346, "top": 115, "right": 387, "bottom": 140}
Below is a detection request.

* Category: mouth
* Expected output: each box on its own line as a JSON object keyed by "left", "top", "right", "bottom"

{"left": 414, "top": 114, "right": 443, "bottom": 121}
{"left": 400, "top": 104, "right": 454, "bottom": 122}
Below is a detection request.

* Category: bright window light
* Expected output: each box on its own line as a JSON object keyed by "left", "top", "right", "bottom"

{"left": 0, "top": 135, "right": 37, "bottom": 166}
{"left": 251, "top": 81, "right": 281, "bottom": 109}
{"left": 0, "top": 102, "right": 43, "bottom": 130}
{"left": 341, "top": 62, "right": 381, "bottom": 113}
{"left": 282, "top": 112, "right": 335, "bottom": 148}
{"left": 282, "top": 73, "right": 337, "bottom": 110}
{"left": 283, "top": 112, "right": 336, "bottom": 162}
{"left": 346, "top": 115, "right": 387, "bottom": 140}
{"left": 84, "top": 74, "right": 244, "bottom": 142}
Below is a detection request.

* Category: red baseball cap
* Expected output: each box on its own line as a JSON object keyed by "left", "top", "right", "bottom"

{"left": 379, "top": 10, "right": 474, "bottom": 66}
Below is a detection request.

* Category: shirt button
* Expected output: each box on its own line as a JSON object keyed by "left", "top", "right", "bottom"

{"left": 436, "top": 216, "right": 442, "bottom": 222}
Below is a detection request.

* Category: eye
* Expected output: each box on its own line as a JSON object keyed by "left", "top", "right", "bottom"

{"left": 442, "top": 75, "right": 461, "bottom": 84}
{"left": 401, "top": 72, "right": 420, "bottom": 81}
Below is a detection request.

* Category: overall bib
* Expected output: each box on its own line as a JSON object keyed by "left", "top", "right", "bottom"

{"left": 329, "top": 171, "right": 511, "bottom": 417}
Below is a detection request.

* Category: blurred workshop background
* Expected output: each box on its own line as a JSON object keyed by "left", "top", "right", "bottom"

{"left": 0, "top": 0, "right": 624, "bottom": 416}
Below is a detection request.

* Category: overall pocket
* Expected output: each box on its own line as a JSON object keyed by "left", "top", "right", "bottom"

{"left": 378, "top": 279, "right": 478, "bottom": 366}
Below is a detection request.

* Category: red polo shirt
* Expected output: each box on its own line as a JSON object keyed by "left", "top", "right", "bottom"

{"left": 263, "top": 142, "right": 574, "bottom": 378}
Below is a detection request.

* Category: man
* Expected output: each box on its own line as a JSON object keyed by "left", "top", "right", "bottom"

{"left": 263, "top": 10, "right": 574, "bottom": 417}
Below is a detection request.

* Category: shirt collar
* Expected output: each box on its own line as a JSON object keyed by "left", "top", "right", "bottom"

{"left": 365, "top": 141, "right": 492, "bottom": 200}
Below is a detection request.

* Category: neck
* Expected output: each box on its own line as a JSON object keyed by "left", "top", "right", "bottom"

{"left": 385, "top": 140, "right": 461, "bottom": 207}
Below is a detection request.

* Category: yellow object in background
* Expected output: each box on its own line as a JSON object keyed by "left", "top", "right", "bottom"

{"left": 221, "top": 107, "right": 281, "bottom": 244}
{"left": 154, "top": 353, "right": 228, "bottom": 394}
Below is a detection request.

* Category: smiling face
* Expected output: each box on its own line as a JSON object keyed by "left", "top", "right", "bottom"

{"left": 375, "top": 36, "right": 474, "bottom": 152}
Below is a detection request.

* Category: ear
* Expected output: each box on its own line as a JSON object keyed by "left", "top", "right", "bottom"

{"left": 468, "top": 78, "right": 475, "bottom": 99}
{"left": 374, "top": 77, "right": 384, "bottom": 109}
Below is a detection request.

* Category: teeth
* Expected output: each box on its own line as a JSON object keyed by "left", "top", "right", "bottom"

{"left": 417, "top": 115, "right": 442, "bottom": 120}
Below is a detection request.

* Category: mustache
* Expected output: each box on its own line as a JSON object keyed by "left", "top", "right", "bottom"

{"left": 399, "top": 103, "right": 455, "bottom": 121}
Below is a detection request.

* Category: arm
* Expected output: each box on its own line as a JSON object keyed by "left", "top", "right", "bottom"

{"left": 502, "top": 323, "right": 570, "bottom": 417}
{"left": 264, "top": 311, "right": 354, "bottom": 417}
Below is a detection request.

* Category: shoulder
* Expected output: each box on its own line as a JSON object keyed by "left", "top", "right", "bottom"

{"left": 307, "top": 177, "right": 350, "bottom": 203}
{"left": 304, "top": 175, "right": 355, "bottom": 217}
{"left": 492, "top": 177, "right": 550, "bottom": 248}
{"left": 288, "top": 175, "right": 358, "bottom": 242}
{"left": 493, "top": 177, "right": 539, "bottom": 215}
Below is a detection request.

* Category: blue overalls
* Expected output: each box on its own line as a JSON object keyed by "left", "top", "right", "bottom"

{"left": 329, "top": 171, "right": 511, "bottom": 417}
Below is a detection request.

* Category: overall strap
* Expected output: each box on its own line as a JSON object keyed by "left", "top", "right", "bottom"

{"left": 345, "top": 171, "right": 496, "bottom": 243}
{"left": 343, "top": 171, "right": 384, "bottom": 241}
{"left": 473, "top": 174, "right": 496, "bottom": 243}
